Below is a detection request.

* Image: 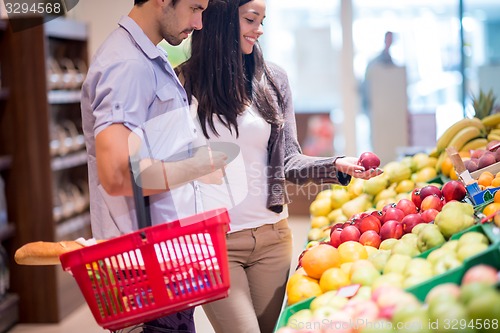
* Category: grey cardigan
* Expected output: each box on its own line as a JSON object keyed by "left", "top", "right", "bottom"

{"left": 266, "top": 63, "right": 351, "bottom": 213}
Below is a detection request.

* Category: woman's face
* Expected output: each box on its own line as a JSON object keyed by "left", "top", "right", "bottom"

{"left": 239, "top": 0, "right": 266, "bottom": 55}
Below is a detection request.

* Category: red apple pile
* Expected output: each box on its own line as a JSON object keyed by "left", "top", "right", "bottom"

{"left": 329, "top": 180, "right": 467, "bottom": 249}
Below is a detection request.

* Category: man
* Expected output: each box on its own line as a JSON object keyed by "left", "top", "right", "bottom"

{"left": 81, "top": 0, "right": 224, "bottom": 331}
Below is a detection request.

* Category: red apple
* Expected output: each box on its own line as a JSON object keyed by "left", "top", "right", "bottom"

{"left": 359, "top": 230, "right": 382, "bottom": 248}
{"left": 383, "top": 207, "right": 405, "bottom": 223}
{"left": 395, "top": 198, "right": 418, "bottom": 216}
{"left": 411, "top": 188, "right": 422, "bottom": 208}
{"left": 420, "top": 194, "right": 444, "bottom": 212}
{"left": 382, "top": 203, "right": 396, "bottom": 212}
{"left": 379, "top": 220, "right": 403, "bottom": 240}
{"left": 340, "top": 225, "right": 361, "bottom": 243}
{"left": 359, "top": 215, "right": 382, "bottom": 234}
{"left": 401, "top": 213, "right": 425, "bottom": 234}
{"left": 358, "top": 152, "right": 381, "bottom": 170}
{"left": 461, "top": 264, "right": 498, "bottom": 285}
{"left": 419, "top": 185, "right": 442, "bottom": 201}
{"left": 370, "top": 210, "right": 385, "bottom": 223}
{"left": 421, "top": 208, "right": 439, "bottom": 223}
{"left": 329, "top": 228, "right": 343, "bottom": 248}
{"left": 441, "top": 180, "right": 467, "bottom": 202}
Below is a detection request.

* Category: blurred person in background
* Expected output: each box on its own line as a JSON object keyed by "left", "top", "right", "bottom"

{"left": 176, "top": 1, "right": 382, "bottom": 332}
{"left": 361, "top": 31, "right": 396, "bottom": 116}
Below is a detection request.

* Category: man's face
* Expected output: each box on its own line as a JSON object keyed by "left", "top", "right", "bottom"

{"left": 160, "top": 0, "right": 208, "bottom": 46}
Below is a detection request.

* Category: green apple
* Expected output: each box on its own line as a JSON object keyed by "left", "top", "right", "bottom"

{"left": 466, "top": 289, "right": 500, "bottom": 324}
{"left": 286, "top": 309, "right": 312, "bottom": 328}
{"left": 456, "top": 242, "right": 488, "bottom": 262}
{"left": 351, "top": 285, "right": 373, "bottom": 301}
{"left": 425, "top": 282, "right": 461, "bottom": 304}
{"left": 434, "top": 201, "right": 475, "bottom": 239}
{"left": 372, "top": 272, "right": 404, "bottom": 289}
{"left": 459, "top": 282, "right": 493, "bottom": 305}
{"left": 430, "top": 301, "right": 469, "bottom": 332}
{"left": 404, "top": 258, "right": 434, "bottom": 277}
{"left": 417, "top": 224, "right": 446, "bottom": 252}
{"left": 426, "top": 247, "right": 456, "bottom": 265}
{"left": 440, "top": 239, "right": 459, "bottom": 252}
{"left": 391, "top": 240, "right": 420, "bottom": 257}
{"left": 312, "top": 305, "right": 339, "bottom": 320}
{"left": 433, "top": 255, "right": 462, "bottom": 275}
{"left": 310, "top": 290, "right": 348, "bottom": 311}
{"left": 383, "top": 254, "right": 412, "bottom": 275}
{"left": 351, "top": 266, "right": 381, "bottom": 286}
{"left": 379, "top": 238, "right": 399, "bottom": 251}
{"left": 412, "top": 223, "right": 430, "bottom": 235}
{"left": 368, "top": 250, "right": 391, "bottom": 272}
{"left": 457, "top": 231, "right": 489, "bottom": 248}
{"left": 403, "top": 274, "right": 430, "bottom": 289}
{"left": 401, "top": 233, "right": 418, "bottom": 246}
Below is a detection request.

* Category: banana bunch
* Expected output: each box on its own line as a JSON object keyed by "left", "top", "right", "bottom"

{"left": 432, "top": 117, "right": 487, "bottom": 173}
{"left": 487, "top": 127, "right": 500, "bottom": 142}
{"left": 432, "top": 117, "right": 486, "bottom": 156}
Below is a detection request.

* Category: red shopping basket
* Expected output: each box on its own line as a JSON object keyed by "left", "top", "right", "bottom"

{"left": 59, "top": 208, "right": 230, "bottom": 331}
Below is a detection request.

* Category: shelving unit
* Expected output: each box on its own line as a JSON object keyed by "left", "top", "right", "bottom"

{"left": 0, "top": 16, "right": 90, "bottom": 325}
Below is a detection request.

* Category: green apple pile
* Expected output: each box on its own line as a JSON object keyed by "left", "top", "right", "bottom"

{"left": 276, "top": 264, "right": 500, "bottom": 333}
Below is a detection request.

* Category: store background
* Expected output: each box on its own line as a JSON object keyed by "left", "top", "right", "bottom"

{"left": 0, "top": 0, "right": 500, "bottom": 332}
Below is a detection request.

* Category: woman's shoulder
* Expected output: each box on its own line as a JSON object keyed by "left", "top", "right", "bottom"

{"left": 265, "top": 61, "right": 289, "bottom": 82}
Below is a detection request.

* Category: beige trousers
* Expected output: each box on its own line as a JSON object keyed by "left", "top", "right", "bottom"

{"left": 202, "top": 219, "right": 293, "bottom": 333}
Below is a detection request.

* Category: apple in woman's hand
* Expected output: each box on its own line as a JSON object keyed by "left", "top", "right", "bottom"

{"left": 358, "top": 152, "right": 381, "bottom": 170}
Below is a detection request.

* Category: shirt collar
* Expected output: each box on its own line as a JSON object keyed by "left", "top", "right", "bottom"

{"left": 118, "top": 16, "right": 169, "bottom": 62}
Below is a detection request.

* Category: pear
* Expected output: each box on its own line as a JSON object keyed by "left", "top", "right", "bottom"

{"left": 341, "top": 194, "right": 371, "bottom": 219}
{"left": 434, "top": 201, "right": 475, "bottom": 239}
{"left": 363, "top": 174, "right": 389, "bottom": 196}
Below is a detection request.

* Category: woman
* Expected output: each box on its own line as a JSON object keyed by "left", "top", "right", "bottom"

{"left": 177, "top": 1, "right": 382, "bottom": 332}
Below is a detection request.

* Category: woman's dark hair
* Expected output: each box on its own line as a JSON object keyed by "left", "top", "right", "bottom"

{"left": 178, "top": 0, "right": 283, "bottom": 138}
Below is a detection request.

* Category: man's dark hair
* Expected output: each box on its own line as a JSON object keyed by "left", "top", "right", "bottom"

{"left": 135, "top": 0, "right": 179, "bottom": 6}
{"left": 178, "top": 0, "right": 283, "bottom": 138}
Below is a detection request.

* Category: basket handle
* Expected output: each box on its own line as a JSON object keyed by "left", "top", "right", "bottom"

{"left": 129, "top": 160, "right": 152, "bottom": 230}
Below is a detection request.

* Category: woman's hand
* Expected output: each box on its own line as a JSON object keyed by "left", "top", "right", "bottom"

{"left": 335, "top": 156, "right": 383, "bottom": 180}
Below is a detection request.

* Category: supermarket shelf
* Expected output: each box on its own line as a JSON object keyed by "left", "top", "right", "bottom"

{"left": 0, "top": 88, "right": 9, "bottom": 101}
{"left": 55, "top": 212, "right": 91, "bottom": 240}
{"left": 0, "top": 155, "right": 11, "bottom": 171}
{"left": 0, "top": 293, "right": 19, "bottom": 333}
{"left": 44, "top": 18, "right": 87, "bottom": 41}
{"left": 0, "top": 224, "right": 15, "bottom": 242}
{"left": 47, "top": 90, "right": 81, "bottom": 104}
{"left": 51, "top": 150, "right": 87, "bottom": 171}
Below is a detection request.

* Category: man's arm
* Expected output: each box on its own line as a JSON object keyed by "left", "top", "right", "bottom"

{"left": 95, "top": 124, "right": 227, "bottom": 197}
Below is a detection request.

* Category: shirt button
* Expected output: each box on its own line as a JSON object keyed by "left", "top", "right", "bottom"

{"left": 183, "top": 98, "right": 187, "bottom": 102}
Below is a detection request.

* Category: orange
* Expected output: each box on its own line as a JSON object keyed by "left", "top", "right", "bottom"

{"left": 337, "top": 241, "right": 368, "bottom": 264}
{"left": 319, "top": 267, "right": 350, "bottom": 292}
{"left": 286, "top": 268, "right": 308, "bottom": 293}
{"left": 449, "top": 165, "right": 459, "bottom": 180}
{"left": 286, "top": 275, "right": 322, "bottom": 305}
{"left": 494, "top": 190, "right": 500, "bottom": 203}
{"left": 491, "top": 177, "right": 500, "bottom": 188}
{"left": 301, "top": 244, "right": 340, "bottom": 279}
{"left": 478, "top": 171, "right": 494, "bottom": 187}
{"left": 440, "top": 156, "right": 453, "bottom": 178}
{"left": 482, "top": 202, "right": 500, "bottom": 217}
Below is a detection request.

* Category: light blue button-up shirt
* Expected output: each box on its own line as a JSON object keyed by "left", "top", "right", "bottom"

{"left": 81, "top": 16, "right": 197, "bottom": 239}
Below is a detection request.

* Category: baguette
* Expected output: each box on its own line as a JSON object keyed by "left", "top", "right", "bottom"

{"left": 15, "top": 241, "right": 86, "bottom": 265}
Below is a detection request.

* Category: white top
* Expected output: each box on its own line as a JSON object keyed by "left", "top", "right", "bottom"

{"left": 192, "top": 103, "right": 288, "bottom": 233}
